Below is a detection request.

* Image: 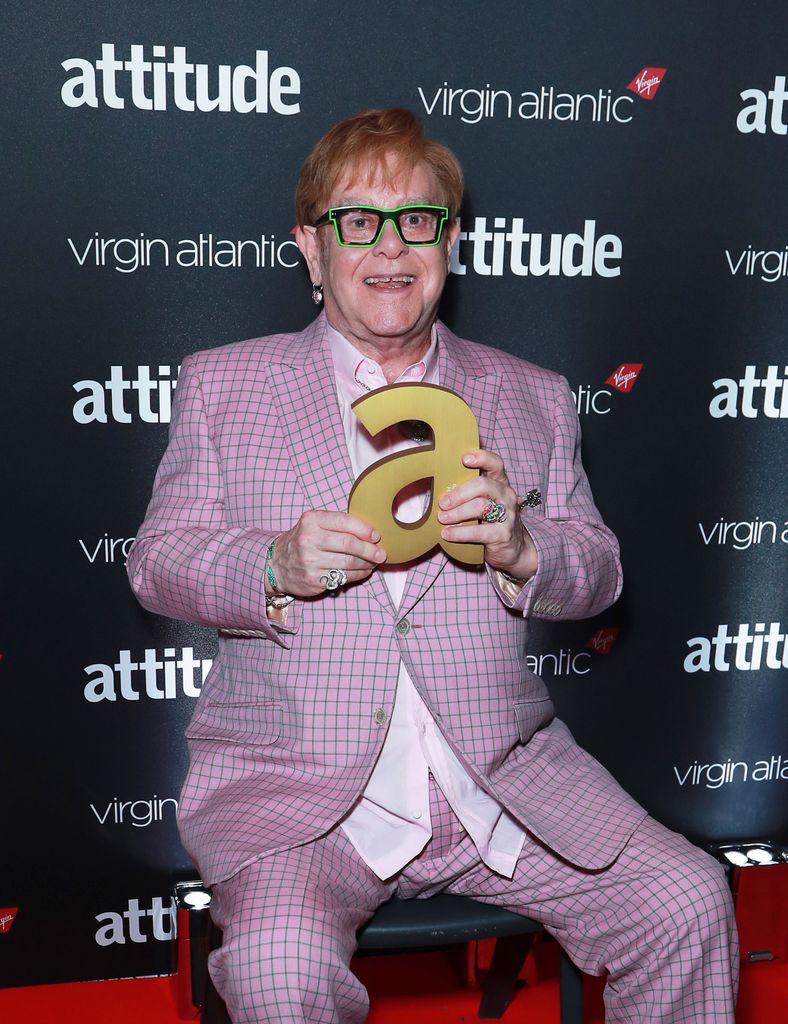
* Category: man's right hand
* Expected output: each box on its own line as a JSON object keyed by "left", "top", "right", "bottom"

{"left": 267, "top": 511, "right": 387, "bottom": 597}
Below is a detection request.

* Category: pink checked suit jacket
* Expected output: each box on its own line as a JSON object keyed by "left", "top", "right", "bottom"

{"left": 128, "top": 313, "right": 646, "bottom": 885}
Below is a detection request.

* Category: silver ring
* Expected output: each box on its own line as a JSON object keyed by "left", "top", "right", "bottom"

{"left": 518, "top": 489, "right": 542, "bottom": 510}
{"left": 320, "top": 568, "right": 348, "bottom": 591}
{"left": 481, "top": 500, "right": 507, "bottom": 524}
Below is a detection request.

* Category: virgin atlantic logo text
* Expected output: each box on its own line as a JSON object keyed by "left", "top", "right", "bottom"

{"left": 627, "top": 68, "right": 666, "bottom": 100}
{"left": 0, "top": 909, "right": 19, "bottom": 934}
{"left": 586, "top": 628, "right": 620, "bottom": 654}
{"left": 605, "top": 363, "right": 643, "bottom": 393}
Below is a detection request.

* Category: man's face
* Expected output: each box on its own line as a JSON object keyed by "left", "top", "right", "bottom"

{"left": 296, "top": 159, "right": 460, "bottom": 354}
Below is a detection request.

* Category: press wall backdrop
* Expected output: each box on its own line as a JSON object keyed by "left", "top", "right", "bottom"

{"left": 2, "top": 1, "right": 787, "bottom": 986}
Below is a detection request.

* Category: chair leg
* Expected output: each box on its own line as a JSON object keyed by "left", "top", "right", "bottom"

{"left": 187, "top": 909, "right": 212, "bottom": 1011}
{"left": 201, "top": 980, "right": 231, "bottom": 1024}
{"left": 200, "top": 923, "right": 231, "bottom": 1024}
{"left": 559, "top": 948, "right": 584, "bottom": 1024}
{"left": 477, "top": 934, "right": 534, "bottom": 1019}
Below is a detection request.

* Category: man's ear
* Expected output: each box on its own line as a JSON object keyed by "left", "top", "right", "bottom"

{"left": 294, "top": 225, "right": 322, "bottom": 283}
{"left": 445, "top": 219, "right": 462, "bottom": 270}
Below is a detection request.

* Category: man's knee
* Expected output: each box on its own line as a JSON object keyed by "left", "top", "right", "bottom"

{"left": 210, "top": 927, "right": 310, "bottom": 1019}
{"left": 651, "top": 843, "right": 735, "bottom": 943}
{"left": 210, "top": 903, "right": 366, "bottom": 1023}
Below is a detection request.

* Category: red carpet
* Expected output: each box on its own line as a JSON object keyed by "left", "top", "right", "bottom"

{"left": 0, "top": 946, "right": 782, "bottom": 1023}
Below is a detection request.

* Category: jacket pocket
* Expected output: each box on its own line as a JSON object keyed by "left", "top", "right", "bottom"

{"left": 513, "top": 697, "right": 554, "bottom": 743}
{"left": 185, "top": 701, "right": 283, "bottom": 747}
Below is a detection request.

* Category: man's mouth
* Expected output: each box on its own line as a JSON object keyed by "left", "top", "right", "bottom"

{"left": 363, "top": 275, "right": 415, "bottom": 288}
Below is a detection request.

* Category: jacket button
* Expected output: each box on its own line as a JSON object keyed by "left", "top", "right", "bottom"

{"left": 396, "top": 619, "right": 411, "bottom": 636}
{"left": 373, "top": 708, "right": 388, "bottom": 726}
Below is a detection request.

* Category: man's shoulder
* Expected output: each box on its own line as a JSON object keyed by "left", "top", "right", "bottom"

{"left": 439, "top": 323, "right": 565, "bottom": 389}
{"left": 185, "top": 323, "right": 314, "bottom": 376}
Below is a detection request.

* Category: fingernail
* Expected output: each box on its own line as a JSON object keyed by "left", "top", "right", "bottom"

{"left": 376, "top": 550, "right": 387, "bottom": 562}
{"left": 463, "top": 454, "right": 475, "bottom": 466}
{"left": 371, "top": 530, "right": 381, "bottom": 542}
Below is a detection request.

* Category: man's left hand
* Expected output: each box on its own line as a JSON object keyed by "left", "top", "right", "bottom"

{"left": 437, "top": 448, "right": 538, "bottom": 582}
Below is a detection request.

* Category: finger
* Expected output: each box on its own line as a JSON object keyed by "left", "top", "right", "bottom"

{"left": 310, "top": 566, "right": 376, "bottom": 594}
{"left": 438, "top": 494, "right": 507, "bottom": 526}
{"left": 318, "top": 530, "right": 387, "bottom": 565}
{"left": 441, "top": 522, "right": 511, "bottom": 546}
{"left": 461, "top": 448, "right": 508, "bottom": 482}
{"left": 317, "top": 555, "right": 386, "bottom": 575}
{"left": 340, "top": 567, "right": 374, "bottom": 583}
{"left": 316, "top": 567, "right": 373, "bottom": 586}
{"left": 309, "top": 510, "right": 382, "bottom": 543}
{"left": 438, "top": 476, "right": 507, "bottom": 513}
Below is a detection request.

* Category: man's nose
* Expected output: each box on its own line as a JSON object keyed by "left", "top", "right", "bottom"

{"left": 373, "top": 218, "right": 408, "bottom": 257}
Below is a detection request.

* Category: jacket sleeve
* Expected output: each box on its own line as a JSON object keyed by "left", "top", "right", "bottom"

{"left": 494, "top": 374, "right": 622, "bottom": 621}
{"left": 127, "top": 353, "right": 297, "bottom": 644}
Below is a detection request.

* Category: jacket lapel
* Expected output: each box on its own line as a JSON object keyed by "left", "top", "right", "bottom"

{"left": 397, "top": 323, "right": 500, "bottom": 618}
{"left": 268, "top": 315, "right": 396, "bottom": 615}
{"left": 268, "top": 315, "right": 355, "bottom": 512}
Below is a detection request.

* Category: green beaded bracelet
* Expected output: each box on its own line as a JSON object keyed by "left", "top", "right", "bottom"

{"left": 265, "top": 539, "right": 282, "bottom": 595}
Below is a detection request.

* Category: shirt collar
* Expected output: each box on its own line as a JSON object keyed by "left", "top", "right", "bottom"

{"left": 325, "top": 320, "right": 439, "bottom": 399}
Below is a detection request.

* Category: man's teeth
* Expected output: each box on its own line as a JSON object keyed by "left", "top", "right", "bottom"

{"left": 364, "top": 275, "right": 415, "bottom": 284}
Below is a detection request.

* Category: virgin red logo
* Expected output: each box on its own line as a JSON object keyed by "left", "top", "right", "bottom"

{"left": 0, "top": 908, "right": 19, "bottom": 934}
{"left": 627, "top": 68, "right": 666, "bottom": 100}
{"left": 606, "top": 363, "right": 643, "bottom": 393}
{"left": 586, "top": 628, "right": 620, "bottom": 655}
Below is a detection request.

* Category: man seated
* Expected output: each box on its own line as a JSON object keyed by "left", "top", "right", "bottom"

{"left": 129, "top": 108, "right": 738, "bottom": 1023}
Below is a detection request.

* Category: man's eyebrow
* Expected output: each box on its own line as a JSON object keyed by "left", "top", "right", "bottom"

{"left": 332, "top": 196, "right": 437, "bottom": 208}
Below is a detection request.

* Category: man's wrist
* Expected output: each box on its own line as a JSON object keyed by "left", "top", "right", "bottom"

{"left": 502, "top": 525, "right": 538, "bottom": 583}
{"left": 265, "top": 539, "right": 283, "bottom": 594}
{"left": 265, "top": 538, "right": 293, "bottom": 608}
{"left": 499, "top": 569, "right": 530, "bottom": 586}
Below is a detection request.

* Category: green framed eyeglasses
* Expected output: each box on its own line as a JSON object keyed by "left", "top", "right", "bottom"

{"left": 312, "top": 205, "right": 450, "bottom": 247}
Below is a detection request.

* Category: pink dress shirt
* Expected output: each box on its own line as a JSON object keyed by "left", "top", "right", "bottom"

{"left": 325, "top": 323, "right": 526, "bottom": 880}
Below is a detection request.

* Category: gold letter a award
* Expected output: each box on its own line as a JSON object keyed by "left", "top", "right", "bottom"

{"left": 348, "top": 383, "right": 484, "bottom": 566}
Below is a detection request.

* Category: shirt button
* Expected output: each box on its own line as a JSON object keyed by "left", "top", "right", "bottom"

{"left": 396, "top": 619, "right": 411, "bottom": 636}
{"left": 412, "top": 810, "right": 422, "bottom": 820}
{"left": 373, "top": 708, "right": 388, "bottom": 726}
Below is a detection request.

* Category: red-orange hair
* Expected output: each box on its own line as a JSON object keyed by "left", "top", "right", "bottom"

{"left": 295, "top": 108, "right": 464, "bottom": 227}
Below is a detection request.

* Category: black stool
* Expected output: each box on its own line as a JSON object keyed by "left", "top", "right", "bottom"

{"left": 357, "top": 893, "right": 583, "bottom": 1021}
{"left": 173, "top": 883, "right": 584, "bottom": 1023}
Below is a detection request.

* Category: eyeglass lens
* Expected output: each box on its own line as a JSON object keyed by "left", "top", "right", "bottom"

{"left": 335, "top": 208, "right": 443, "bottom": 244}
